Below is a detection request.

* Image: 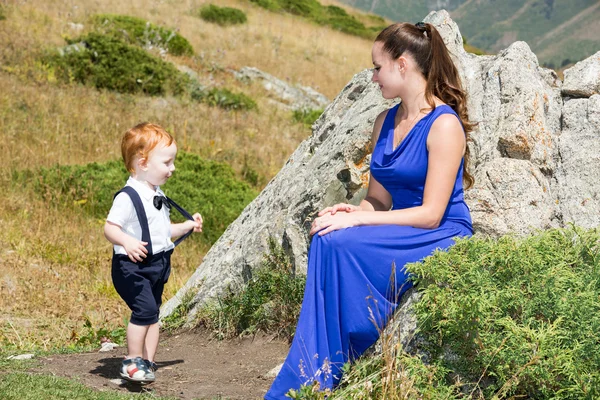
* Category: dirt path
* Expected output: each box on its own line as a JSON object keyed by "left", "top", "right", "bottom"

{"left": 36, "top": 330, "right": 289, "bottom": 399}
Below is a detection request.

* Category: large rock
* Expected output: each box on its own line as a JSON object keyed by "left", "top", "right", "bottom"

{"left": 161, "top": 10, "right": 600, "bottom": 324}
{"left": 161, "top": 69, "right": 397, "bottom": 319}
{"left": 556, "top": 94, "right": 600, "bottom": 227}
{"left": 233, "top": 66, "right": 329, "bottom": 111}
{"left": 562, "top": 51, "right": 600, "bottom": 98}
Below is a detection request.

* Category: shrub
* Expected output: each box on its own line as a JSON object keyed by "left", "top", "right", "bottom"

{"left": 192, "top": 86, "right": 257, "bottom": 111}
{"left": 292, "top": 108, "right": 323, "bottom": 127}
{"left": 44, "top": 33, "right": 189, "bottom": 96}
{"left": 91, "top": 14, "right": 194, "bottom": 56}
{"left": 198, "top": 237, "right": 305, "bottom": 340}
{"left": 330, "top": 227, "right": 600, "bottom": 399}
{"left": 199, "top": 4, "right": 247, "bottom": 26}
{"left": 12, "top": 152, "right": 257, "bottom": 246}
{"left": 0, "top": 6, "right": 5, "bottom": 21}
{"left": 412, "top": 227, "right": 600, "bottom": 398}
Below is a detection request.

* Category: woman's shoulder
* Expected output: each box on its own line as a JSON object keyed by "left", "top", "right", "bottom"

{"left": 371, "top": 104, "right": 400, "bottom": 142}
{"left": 428, "top": 107, "right": 465, "bottom": 144}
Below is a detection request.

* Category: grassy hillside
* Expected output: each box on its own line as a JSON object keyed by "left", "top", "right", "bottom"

{"left": 338, "top": 0, "right": 600, "bottom": 68}
{"left": 0, "top": 0, "right": 374, "bottom": 351}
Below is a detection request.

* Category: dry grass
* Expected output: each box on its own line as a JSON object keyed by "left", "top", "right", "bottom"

{"left": 0, "top": 0, "right": 374, "bottom": 350}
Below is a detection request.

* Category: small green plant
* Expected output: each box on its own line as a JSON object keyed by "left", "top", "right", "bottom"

{"left": 199, "top": 4, "right": 248, "bottom": 26}
{"left": 0, "top": 6, "right": 6, "bottom": 21}
{"left": 160, "top": 288, "right": 199, "bottom": 333}
{"left": 12, "top": 152, "right": 257, "bottom": 246}
{"left": 198, "top": 237, "right": 305, "bottom": 340}
{"left": 44, "top": 33, "right": 189, "bottom": 96}
{"left": 192, "top": 87, "right": 257, "bottom": 111}
{"left": 292, "top": 108, "right": 323, "bottom": 127}
{"left": 74, "top": 317, "right": 126, "bottom": 348}
{"left": 91, "top": 14, "right": 194, "bottom": 56}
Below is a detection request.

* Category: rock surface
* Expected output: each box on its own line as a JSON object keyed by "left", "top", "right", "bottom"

{"left": 161, "top": 10, "right": 600, "bottom": 325}
{"left": 233, "top": 66, "right": 329, "bottom": 111}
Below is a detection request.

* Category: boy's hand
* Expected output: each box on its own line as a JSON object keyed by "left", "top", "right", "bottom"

{"left": 170, "top": 213, "right": 203, "bottom": 239}
{"left": 122, "top": 236, "right": 148, "bottom": 263}
{"left": 188, "top": 213, "right": 203, "bottom": 233}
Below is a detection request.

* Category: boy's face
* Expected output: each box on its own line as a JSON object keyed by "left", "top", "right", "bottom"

{"left": 142, "top": 141, "right": 177, "bottom": 187}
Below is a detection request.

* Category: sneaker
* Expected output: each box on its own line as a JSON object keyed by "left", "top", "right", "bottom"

{"left": 144, "top": 359, "right": 158, "bottom": 372}
{"left": 120, "top": 356, "right": 155, "bottom": 383}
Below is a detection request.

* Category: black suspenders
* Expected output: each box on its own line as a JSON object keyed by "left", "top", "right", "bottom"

{"left": 114, "top": 187, "right": 194, "bottom": 261}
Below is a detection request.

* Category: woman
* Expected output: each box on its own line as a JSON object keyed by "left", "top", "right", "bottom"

{"left": 265, "top": 21, "right": 474, "bottom": 399}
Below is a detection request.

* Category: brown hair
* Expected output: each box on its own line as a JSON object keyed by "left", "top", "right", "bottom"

{"left": 121, "top": 122, "right": 175, "bottom": 173}
{"left": 375, "top": 22, "right": 475, "bottom": 189}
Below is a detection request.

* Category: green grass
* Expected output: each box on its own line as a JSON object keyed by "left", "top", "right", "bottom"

{"left": 11, "top": 152, "right": 258, "bottom": 246}
{"left": 0, "top": 373, "right": 179, "bottom": 400}
{"left": 198, "top": 4, "right": 247, "bottom": 26}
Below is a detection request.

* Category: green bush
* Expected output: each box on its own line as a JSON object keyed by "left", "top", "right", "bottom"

{"left": 331, "top": 227, "right": 600, "bottom": 399}
{"left": 198, "top": 237, "right": 305, "bottom": 340}
{"left": 44, "top": 33, "right": 189, "bottom": 96}
{"left": 192, "top": 86, "right": 257, "bottom": 111}
{"left": 0, "top": 6, "right": 6, "bottom": 21}
{"left": 292, "top": 108, "right": 323, "bottom": 127}
{"left": 91, "top": 14, "right": 194, "bottom": 56}
{"left": 199, "top": 4, "right": 247, "bottom": 26}
{"left": 12, "top": 152, "right": 257, "bottom": 246}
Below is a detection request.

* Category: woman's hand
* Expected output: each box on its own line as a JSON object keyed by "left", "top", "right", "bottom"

{"left": 310, "top": 211, "right": 361, "bottom": 236}
{"left": 318, "top": 203, "right": 362, "bottom": 216}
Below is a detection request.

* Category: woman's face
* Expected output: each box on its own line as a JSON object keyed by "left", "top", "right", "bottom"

{"left": 371, "top": 41, "right": 402, "bottom": 99}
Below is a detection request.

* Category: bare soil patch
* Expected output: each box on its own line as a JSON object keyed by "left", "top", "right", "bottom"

{"left": 36, "top": 330, "right": 289, "bottom": 399}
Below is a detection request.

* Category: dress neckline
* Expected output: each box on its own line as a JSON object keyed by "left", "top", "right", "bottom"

{"left": 389, "top": 103, "right": 450, "bottom": 152}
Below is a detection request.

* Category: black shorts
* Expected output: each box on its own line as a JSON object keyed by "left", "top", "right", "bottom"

{"left": 111, "top": 249, "right": 173, "bottom": 326}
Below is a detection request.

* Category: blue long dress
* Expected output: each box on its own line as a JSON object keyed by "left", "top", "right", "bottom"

{"left": 265, "top": 104, "right": 473, "bottom": 399}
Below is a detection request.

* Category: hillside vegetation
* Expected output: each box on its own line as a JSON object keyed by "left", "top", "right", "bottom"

{"left": 339, "top": 0, "right": 600, "bottom": 68}
{"left": 0, "top": 0, "right": 375, "bottom": 351}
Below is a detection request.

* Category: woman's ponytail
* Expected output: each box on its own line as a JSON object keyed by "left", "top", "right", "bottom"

{"left": 376, "top": 22, "right": 475, "bottom": 189}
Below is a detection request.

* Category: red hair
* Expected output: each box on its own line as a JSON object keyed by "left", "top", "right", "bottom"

{"left": 121, "top": 122, "right": 175, "bottom": 173}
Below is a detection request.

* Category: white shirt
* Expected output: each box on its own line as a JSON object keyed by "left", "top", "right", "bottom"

{"left": 107, "top": 177, "right": 174, "bottom": 255}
